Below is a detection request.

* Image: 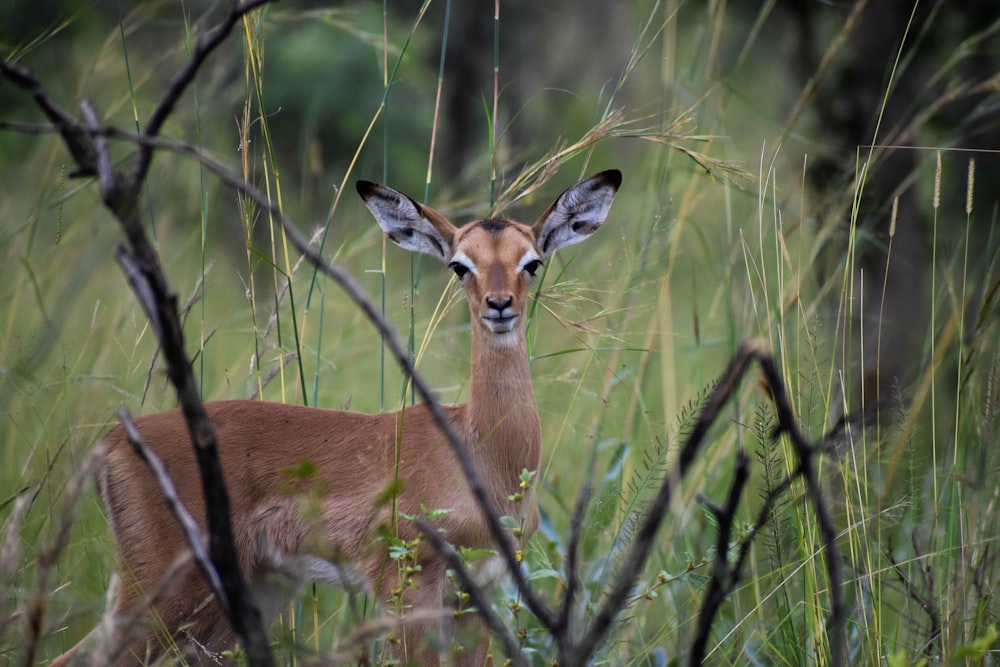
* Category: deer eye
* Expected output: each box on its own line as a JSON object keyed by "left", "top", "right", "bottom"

{"left": 449, "top": 261, "right": 471, "bottom": 279}
{"left": 523, "top": 259, "right": 543, "bottom": 277}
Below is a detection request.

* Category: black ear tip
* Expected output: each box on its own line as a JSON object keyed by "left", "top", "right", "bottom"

{"left": 599, "top": 169, "right": 623, "bottom": 189}
{"left": 356, "top": 180, "right": 377, "bottom": 199}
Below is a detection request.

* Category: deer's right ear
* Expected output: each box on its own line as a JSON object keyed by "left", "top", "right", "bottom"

{"left": 356, "top": 181, "right": 456, "bottom": 263}
{"left": 532, "top": 169, "right": 622, "bottom": 258}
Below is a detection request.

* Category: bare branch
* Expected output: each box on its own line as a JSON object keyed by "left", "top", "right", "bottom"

{"left": 66, "top": 553, "right": 196, "bottom": 667}
{"left": 117, "top": 408, "right": 228, "bottom": 613}
{"left": 131, "top": 0, "right": 271, "bottom": 185}
{"left": 557, "top": 480, "right": 592, "bottom": 640}
{"left": 0, "top": 493, "right": 32, "bottom": 642}
{"left": 570, "top": 342, "right": 846, "bottom": 666}
{"left": 3, "top": 54, "right": 275, "bottom": 667}
{"left": 79, "top": 100, "right": 117, "bottom": 200}
{"left": 415, "top": 518, "right": 527, "bottom": 667}
{"left": 25, "top": 442, "right": 108, "bottom": 667}
{"left": 0, "top": 59, "right": 96, "bottom": 176}
{"left": 689, "top": 447, "right": 751, "bottom": 665}
{"left": 755, "top": 351, "right": 846, "bottom": 666}
{"left": 113, "top": 239, "right": 274, "bottom": 665}
{"left": 115, "top": 247, "right": 165, "bottom": 342}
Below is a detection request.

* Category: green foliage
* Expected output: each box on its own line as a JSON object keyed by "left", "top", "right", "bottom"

{"left": 2, "top": 1, "right": 1000, "bottom": 665}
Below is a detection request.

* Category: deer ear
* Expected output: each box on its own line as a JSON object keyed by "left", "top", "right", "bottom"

{"left": 532, "top": 169, "right": 621, "bottom": 258}
{"left": 356, "top": 181, "right": 456, "bottom": 262}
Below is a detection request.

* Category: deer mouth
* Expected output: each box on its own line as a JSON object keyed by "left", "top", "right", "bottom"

{"left": 481, "top": 312, "right": 518, "bottom": 334}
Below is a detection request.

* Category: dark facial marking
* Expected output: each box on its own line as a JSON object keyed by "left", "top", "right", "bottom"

{"left": 471, "top": 219, "right": 535, "bottom": 249}
{"left": 478, "top": 219, "right": 511, "bottom": 235}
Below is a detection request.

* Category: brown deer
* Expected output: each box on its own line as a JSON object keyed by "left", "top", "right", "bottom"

{"left": 55, "top": 170, "right": 621, "bottom": 665}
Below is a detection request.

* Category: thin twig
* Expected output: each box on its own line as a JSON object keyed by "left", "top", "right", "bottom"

{"left": 569, "top": 342, "right": 846, "bottom": 666}
{"left": 415, "top": 518, "right": 526, "bottom": 667}
{"left": 887, "top": 546, "right": 942, "bottom": 659}
{"left": 131, "top": 0, "right": 271, "bottom": 185}
{"left": 689, "top": 447, "right": 750, "bottom": 664}
{"left": 0, "top": 60, "right": 96, "bottom": 176}
{"left": 67, "top": 552, "right": 196, "bottom": 667}
{"left": 117, "top": 409, "right": 228, "bottom": 612}
{"left": 755, "top": 352, "right": 846, "bottom": 666}
{"left": 557, "top": 480, "right": 592, "bottom": 639}
{"left": 0, "top": 493, "right": 32, "bottom": 643}
{"left": 4, "top": 48, "right": 275, "bottom": 667}
{"left": 24, "top": 442, "right": 108, "bottom": 667}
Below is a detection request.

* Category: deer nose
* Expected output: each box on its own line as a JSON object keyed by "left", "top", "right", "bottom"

{"left": 486, "top": 295, "right": 513, "bottom": 312}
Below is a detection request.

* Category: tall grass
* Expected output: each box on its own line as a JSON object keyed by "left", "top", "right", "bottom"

{"left": 1, "top": 1, "right": 999, "bottom": 665}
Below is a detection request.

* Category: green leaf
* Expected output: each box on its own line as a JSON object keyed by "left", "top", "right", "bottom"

{"left": 954, "top": 625, "right": 1000, "bottom": 660}
{"left": 388, "top": 544, "right": 411, "bottom": 560}
{"left": 525, "top": 568, "right": 563, "bottom": 582}
{"left": 458, "top": 547, "right": 497, "bottom": 562}
{"left": 421, "top": 504, "right": 455, "bottom": 520}
{"left": 374, "top": 478, "right": 404, "bottom": 507}
{"left": 886, "top": 651, "right": 926, "bottom": 667}
{"left": 282, "top": 459, "right": 317, "bottom": 479}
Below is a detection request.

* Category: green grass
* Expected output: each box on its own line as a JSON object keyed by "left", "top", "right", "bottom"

{"left": 2, "top": 1, "right": 1000, "bottom": 665}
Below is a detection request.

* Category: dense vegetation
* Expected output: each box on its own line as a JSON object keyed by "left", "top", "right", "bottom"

{"left": 2, "top": 1, "right": 998, "bottom": 664}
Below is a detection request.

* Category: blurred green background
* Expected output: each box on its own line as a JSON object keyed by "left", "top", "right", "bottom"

{"left": 3, "top": 0, "right": 1000, "bottom": 664}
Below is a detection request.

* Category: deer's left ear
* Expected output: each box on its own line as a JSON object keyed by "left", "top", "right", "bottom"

{"left": 532, "top": 169, "right": 621, "bottom": 258}
{"left": 357, "top": 181, "right": 457, "bottom": 263}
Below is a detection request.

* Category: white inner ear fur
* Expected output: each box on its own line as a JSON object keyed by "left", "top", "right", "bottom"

{"left": 364, "top": 188, "right": 421, "bottom": 228}
{"left": 385, "top": 193, "right": 421, "bottom": 221}
{"left": 359, "top": 185, "right": 453, "bottom": 261}
{"left": 533, "top": 173, "right": 619, "bottom": 257}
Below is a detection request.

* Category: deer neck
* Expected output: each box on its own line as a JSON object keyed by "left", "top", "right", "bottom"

{"left": 465, "top": 323, "right": 541, "bottom": 502}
